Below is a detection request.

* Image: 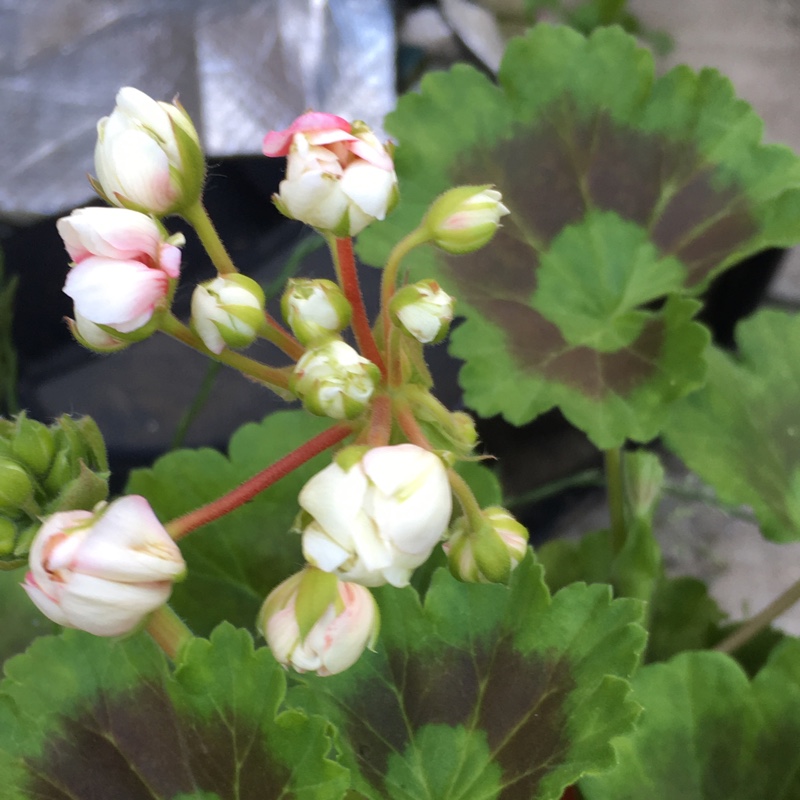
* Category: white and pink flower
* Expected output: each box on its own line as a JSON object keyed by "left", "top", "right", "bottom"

{"left": 299, "top": 444, "right": 453, "bottom": 587}
{"left": 58, "top": 207, "right": 182, "bottom": 337}
{"left": 258, "top": 568, "right": 379, "bottom": 676}
{"left": 263, "top": 112, "right": 397, "bottom": 236}
{"left": 22, "top": 495, "right": 186, "bottom": 637}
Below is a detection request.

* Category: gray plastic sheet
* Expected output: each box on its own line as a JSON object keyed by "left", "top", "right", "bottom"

{"left": 0, "top": 0, "right": 396, "bottom": 220}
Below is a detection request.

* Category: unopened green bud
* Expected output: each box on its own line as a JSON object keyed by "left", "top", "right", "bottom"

{"left": 282, "top": 278, "right": 352, "bottom": 345}
{"left": 390, "top": 279, "right": 454, "bottom": 344}
{"left": 43, "top": 449, "right": 75, "bottom": 495}
{"left": 291, "top": 340, "right": 380, "bottom": 420}
{"left": 12, "top": 413, "right": 56, "bottom": 477}
{"left": 0, "top": 516, "right": 16, "bottom": 555}
{"left": 623, "top": 450, "right": 665, "bottom": 522}
{"left": 423, "top": 185, "right": 509, "bottom": 255}
{"left": 445, "top": 506, "right": 529, "bottom": 584}
{"left": 191, "top": 274, "right": 265, "bottom": 354}
{"left": 0, "top": 457, "right": 34, "bottom": 513}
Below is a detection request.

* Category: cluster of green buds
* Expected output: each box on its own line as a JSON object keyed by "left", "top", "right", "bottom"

{"left": 0, "top": 413, "right": 109, "bottom": 568}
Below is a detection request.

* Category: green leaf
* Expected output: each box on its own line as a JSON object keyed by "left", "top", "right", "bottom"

{"left": 0, "top": 623, "right": 348, "bottom": 799}
{"left": 0, "top": 567, "right": 59, "bottom": 666}
{"left": 360, "top": 25, "right": 800, "bottom": 447}
{"left": 532, "top": 211, "right": 686, "bottom": 351}
{"left": 538, "top": 519, "right": 661, "bottom": 603}
{"left": 644, "top": 576, "right": 725, "bottom": 663}
{"left": 581, "top": 638, "right": 800, "bottom": 799}
{"left": 663, "top": 309, "right": 800, "bottom": 542}
{"left": 291, "top": 556, "right": 646, "bottom": 799}
{"left": 126, "top": 410, "right": 338, "bottom": 635}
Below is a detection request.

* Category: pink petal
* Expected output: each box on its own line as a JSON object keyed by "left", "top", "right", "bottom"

{"left": 347, "top": 138, "right": 394, "bottom": 171}
{"left": 263, "top": 111, "right": 352, "bottom": 156}
{"left": 158, "top": 243, "right": 182, "bottom": 278}
{"left": 64, "top": 257, "right": 168, "bottom": 329}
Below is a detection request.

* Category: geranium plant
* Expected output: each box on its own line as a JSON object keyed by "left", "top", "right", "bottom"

{"left": 3, "top": 23, "right": 800, "bottom": 799}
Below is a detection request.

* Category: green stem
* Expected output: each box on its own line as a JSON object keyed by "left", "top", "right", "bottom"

{"left": 165, "top": 423, "right": 353, "bottom": 540}
{"left": 605, "top": 448, "right": 626, "bottom": 553}
{"left": 171, "top": 361, "right": 221, "bottom": 449}
{"left": 182, "top": 201, "right": 238, "bottom": 275}
{"left": 714, "top": 575, "right": 800, "bottom": 655}
{"left": 159, "top": 313, "right": 291, "bottom": 394}
{"left": 448, "top": 468, "right": 484, "bottom": 530}
{"left": 379, "top": 227, "right": 430, "bottom": 344}
{"left": 329, "top": 236, "right": 386, "bottom": 375}
{"left": 146, "top": 605, "right": 193, "bottom": 661}
{"left": 504, "top": 469, "right": 606, "bottom": 509}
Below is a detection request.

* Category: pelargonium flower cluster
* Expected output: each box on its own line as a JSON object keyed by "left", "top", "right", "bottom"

{"left": 22, "top": 87, "right": 525, "bottom": 677}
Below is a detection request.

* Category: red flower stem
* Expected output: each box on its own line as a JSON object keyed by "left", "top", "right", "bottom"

{"left": 146, "top": 605, "right": 193, "bottom": 661}
{"left": 394, "top": 398, "right": 434, "bottom": 450}
{"left": 262, "top": 309, "right": 305, "bottom": 361}
{"left": 160, "top": 313, "right": 292, "bottom": 394}
{"left": 330, "top": 236, "right": 386, "bottom": 376}
{"left": 165, "top": 423, "right": 353, "bottom": 540}
{"left": 366, "top": 394, "right": 392, "bottom": 446}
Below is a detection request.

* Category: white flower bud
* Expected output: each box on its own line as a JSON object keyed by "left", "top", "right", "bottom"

{"left": 299, "top": 444, "right": 453, "bottom": 587}
{"left": 190, "top": 274, "right": 265, "bottom": 354}
{"left": 94, "top": 87, "right": 205, "bottom": 215}
{"left": 258, "top": 568, "right": 379, "bottom": 676}
{"left": 291, "top": 340, "right": 380, "bottom": 420}
{"left": 281, "top": 278, "right": 352, "bottom": 345}
{"left": 390, "top": 279, "right": 455, "bottom": 344}
{"left": 423, "top": 185, "right": 510, "bottom": 254}
{"left": 22, "top": 496, "right": 186, "bottom": 637}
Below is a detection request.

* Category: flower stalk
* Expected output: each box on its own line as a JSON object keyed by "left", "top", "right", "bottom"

{"left": 330, "top": 236, "right": 386, "bottom": 375}
{"left": 160, "top": 313, "right": 291, "bottom": 393}
{"left": 146, "top": 605, "right": 193, "bottom": 661}
{"left": 182, "top": 200, "right": 238, "bottom": 276}
{"left": 165, "top": 422, "right": 353, "bottom": 540}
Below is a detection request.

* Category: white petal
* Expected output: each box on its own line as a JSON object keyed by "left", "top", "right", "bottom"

{"left": 64, "top": 257, "right": 167, "bottom": 329}
{"left": 299, "top": 462, "right": 367, "bottom": 549}
{"left": 278, "top": 173, "right": 349, "bottom": 231}
{"left": 340, "top": 162, "right": 396, "bottom": 220}
{"left": 302, "top": 524, "right": 351, "bottom": 572}
{"left": 60, "top": 573, "right": 172, "bottom": 636}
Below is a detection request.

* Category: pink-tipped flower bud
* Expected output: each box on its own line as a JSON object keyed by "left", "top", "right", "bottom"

{"left": 22, "top": 495, "right": 186, "bottom": 636}
{"left": 190, "top": 274, "right": 265, "bottom": 354}
{"left": 390, "top": 279, "right": 455, "bottom": 344}
{"left": 281, "top": 278, "right": 352, "bottom": 345}
{"left": 58, "top": 207, "right": 183, "bottom": 340}
{"left": 290, "top": 340, "right": 380, "bottom": 420}
{"left": 258, "top": 568, "right": 379, "bottom": 676}
{"left": 444, "top": 506, "right": 529, "bottom": 584}
{"left": 299, "top": 444, "right": 453, "bottom": 587}
{"left": 263, "top": 112, "right": 397, "bottom": 237}
{"left": 424, "top": 185, "right": 510, "bottom": 254}
{"left": 67, "top": 312, "right": 130, "bottom": 353}
{"left": 93, "top": 87, "right": 205, "bottom": 215}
